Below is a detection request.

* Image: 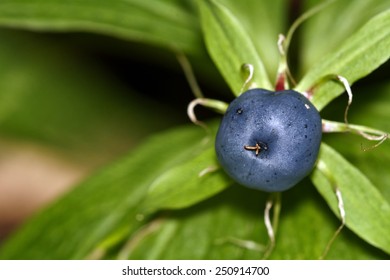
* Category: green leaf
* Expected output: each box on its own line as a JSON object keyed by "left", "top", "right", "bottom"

{"left": 295, "top": 9, "right": 390, "bottom": 111}
{"left": 198, "top": 0, "right": 272, "bottom": 95}
{"left": 0, "top": 124, "right": 215, "bottom": 259}
{"left": 217, "top": 0, "right": 289, "bottom": 80}
{"left": 300, "top": 0, "right": 390, "bottom": 73}
{"left": 141, "top": 147, "right": 231, "bottom": 213}
{"left": 0, "top": 0, "right": 201, "bottom": 54}
{"left": 125, "top": 179, "right": 386, "bottom": 260}
{"left": 126, "top": 185, "right": 267, "bottom": 260}
{"left": 271, "top": 181, "right": 387, "bottom": 260}
{"left": 311, "top": 143, "right": 390, "bottom": 255}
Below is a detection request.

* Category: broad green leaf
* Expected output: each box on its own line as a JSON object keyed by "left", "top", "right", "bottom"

{"left": 311, "top": 143, "right": 390, "bottom": 255}
{"left": 0, "top": 124, "right": 213, "bottom": 259}
{"left": 300, "top": 0, "right": 390, "bottom": 73}
{"left": 295, "top": 9, "right": 390, "bottom": 111}
{"left": 126, "top": 185, "right": 267, "bottom": 260}
{"left": 0, "top": 0, "right": 201, "bottom": 54}
{"left": 198, "top": 0, "right": 272, "bottom": 95}
{"left": 271, "top": 181, "right": 387, "bottom": 260}
{"left": 141, "top": 147, "right": 231, "bottom": 213}
{"left": 220, "top": 0, "right": 289, "bottom": 80}
{"left": 125, "top": 179, "right": 386, "bottom": 260}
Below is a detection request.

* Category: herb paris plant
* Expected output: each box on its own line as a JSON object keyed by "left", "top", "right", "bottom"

{"left": 0, "top": 0, "right": 389, "bottom": 260}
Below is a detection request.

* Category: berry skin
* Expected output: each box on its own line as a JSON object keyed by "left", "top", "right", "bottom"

{"left": 215, "top": 88, "right": 322, "bottom": 192}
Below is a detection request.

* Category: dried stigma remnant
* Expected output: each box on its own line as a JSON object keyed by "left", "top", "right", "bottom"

{"left": 244, "top": 142, "right": 268, "bottom": 156}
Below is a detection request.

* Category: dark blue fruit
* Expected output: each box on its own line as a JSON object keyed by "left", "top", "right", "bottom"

{"left": 215, "top": 88, "right": 322, "bottom": 192}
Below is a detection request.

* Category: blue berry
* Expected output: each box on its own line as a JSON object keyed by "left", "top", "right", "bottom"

{"left": 215, "top": 88, "right": 322, "bottom": 192}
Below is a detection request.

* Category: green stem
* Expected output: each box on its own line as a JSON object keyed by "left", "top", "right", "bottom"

{"left": 322, "top": 119, "right": 388, "bottom": 138}
{"left": 315, "top": 160, "right": 345, "bottom": 259}
{"left": 284, "top": 0, "right": 336, "bottom": 55}
{"left": 262, "top": 192, "right": 282, "bottom": 259}
{"left": 187, "top": 98, "right": 228, "bottom": 132}
{"left": 271, "top": 192, "right": 282, "bottom": 237}
{"left": 176, "top": 52, "right": 204, "bottom": 99}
